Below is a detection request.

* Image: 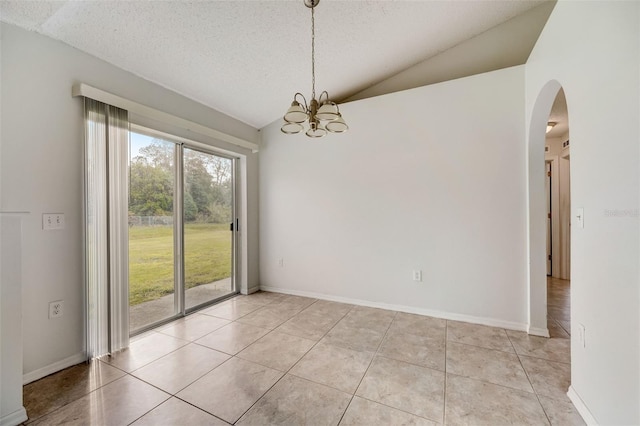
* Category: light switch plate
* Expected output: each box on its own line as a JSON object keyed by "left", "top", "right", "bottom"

{"left": 43, "top": 213, "right": 65, "bottom": 230}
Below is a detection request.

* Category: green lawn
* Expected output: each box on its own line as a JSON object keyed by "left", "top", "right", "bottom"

{"left": 129, "top": 223, "right": 231, "bottom": 305}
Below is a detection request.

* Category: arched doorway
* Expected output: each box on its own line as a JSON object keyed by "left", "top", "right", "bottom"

{"left": 527, "top": 80, "right": 568, "bottom": 336}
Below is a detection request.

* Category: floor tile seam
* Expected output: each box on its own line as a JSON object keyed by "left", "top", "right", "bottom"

{"left": 154, "top": 396, "right": 230, "bottom": 425}
{"left": 445, "top": 360, "right": 536, "bottom": 395}
{"left": 125, "top": 393, "right": 172, "bottom": 426}
{"left": 350, "top": 395, "right": 439, "bottom": 424}
{"left": 514, "top": 351, "right": 572, "bottom": 365}
{"left": 445, "top": 338, "right": 518, "bottom": 356}
{"left": 231, "top": 365, "right": 287, "bottom": 425}
{"left": 154, "top": 321, "right": 231, "bottom": 342}
{"left": 385, "top": 327, "right": 447, "bottom": 342}
{"left": 517, "top": 353, "right": 572, "bottom": 368}
{"left": 22, "top": 382, "right": 101, "bottom": 426}
{"left": 110, "top": 338, "right": 192, "bottom": 374}
{"left": 336, "top": 311, "right": 398, "bottom": 426}
{"left": 277, "top": 303, "right": 354, "bottom": 377}
{"left": 129, "top": 353, "right": 232, "bottom": 396}
{"left": 445, "top": 371, "right": 541, "bottom": 398}
{"left": 512, "top": 347, "right": 553, "bottom": 425}
{"left": 374, "top": 353, "right": 445, "bottom": 374}
{"left": 172, "top": 393, "right": 234, "bottom": 424}
{"left": 23, "top": 373, "right": 157, "bottom": 425}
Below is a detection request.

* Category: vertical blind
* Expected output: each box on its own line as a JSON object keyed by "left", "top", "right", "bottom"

{"left": 84, "top": 98, "right": 130, "bottom": 359}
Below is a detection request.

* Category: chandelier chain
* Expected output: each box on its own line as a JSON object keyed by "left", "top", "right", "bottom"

{"left": 311, "top": 4, "right": 316, "bottom": 101}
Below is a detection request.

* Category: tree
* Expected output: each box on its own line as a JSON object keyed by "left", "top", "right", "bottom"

{"left": 129, "top": 159, "right": 173, "bottom": 215}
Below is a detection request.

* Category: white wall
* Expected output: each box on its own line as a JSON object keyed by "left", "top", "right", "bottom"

{"left": 260, "top": 66, "right": 528, "bottom": 329}
{"left": 0, "top": 23, "right": 260, "bottom": 379}
{"left": 526, "top": 1, "right": 639, "bottom": 423}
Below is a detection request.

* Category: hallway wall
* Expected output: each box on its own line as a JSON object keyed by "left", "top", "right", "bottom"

{"left": 525, "top": 1, "right": 639, "bottom": 423}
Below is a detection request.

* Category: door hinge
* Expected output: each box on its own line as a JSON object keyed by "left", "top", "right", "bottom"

{"left": 548, "top": 213, "right": 551, "bottom": 219}
{"left": 547, "top": 171, "right": 551, "bottom": 177}
{"left": 548, "top": 254, "right": 552, "bottom": 261}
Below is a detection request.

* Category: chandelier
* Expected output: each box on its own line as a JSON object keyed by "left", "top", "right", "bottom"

{"left": 281, "top": 0, "right": 348, "bottom": 138}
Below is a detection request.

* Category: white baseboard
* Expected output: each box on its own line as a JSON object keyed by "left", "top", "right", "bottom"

{"left": 23, "top": 352, "right": 87, "bottom": 385}
{"left": 567, "top": 386, "right": 598, "bottom": 425}
{"left": 245, "top": 286, "right": 260, "bottom": 295}
{"left": 528, "top": 326, "right": 550, "bottom": 337}
{"left": 0, "top": 407, "right": 27, "bottom": 426}
{"left": 259, "top": 285, "right": 529, "bottom": 332}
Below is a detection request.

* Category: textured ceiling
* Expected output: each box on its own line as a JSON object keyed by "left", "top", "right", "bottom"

{"left": 1, "top": 0, "right": 550, "bottom": 129}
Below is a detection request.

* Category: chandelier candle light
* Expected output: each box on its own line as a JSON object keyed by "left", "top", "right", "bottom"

{"left": 281, "top": 0, "right": 348, "bottom": 138}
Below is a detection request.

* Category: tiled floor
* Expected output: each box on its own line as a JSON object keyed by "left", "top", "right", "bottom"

{"left": 23, "top": 280, "right": 584, "bottom": 425}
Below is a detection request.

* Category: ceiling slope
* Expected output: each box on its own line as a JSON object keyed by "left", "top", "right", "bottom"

{"left": 1, "top": 0, "right": 553, "bottom": 129}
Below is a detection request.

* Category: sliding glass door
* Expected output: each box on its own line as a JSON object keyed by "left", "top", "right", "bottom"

{"left": 128, "top": 128, "right": 237, "bottom": 333}
{"left": 184, "top": 147, "right": 235, "bottom": 310}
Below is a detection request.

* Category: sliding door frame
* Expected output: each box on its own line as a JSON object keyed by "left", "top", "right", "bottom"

{"left": 129, "top": 124, "right": 240, "bottom": 336}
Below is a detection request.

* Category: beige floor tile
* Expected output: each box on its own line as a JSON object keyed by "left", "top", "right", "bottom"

{"left": 557, "top": 320, "right": 571, "bottom": 335}
{"left": 195, "top": 322, "right": 270, "bottom": 354}
{"left": 23, "top": 360, "right": 125, "bottom": 422}
{"left": 290, "top": 342, "right": 373, "bottom": 393}
{"left": 356, "top": 356, "right": 444, "bottom": 423}
{"left": 131, "top": 343, "right": 230, "bottom": 394}
{"left": 506, "top": 330, "right": 571, "bottom": 363}
{"left": 446, "top": 321, "right": 514, "bottom": 353}
{"left": 446, "top": 342, "right": 533, "bottom": 393}
{"left": 200, "top": 298, "right": 265, "bottom": 320}
{"left": 341, "top": 306, "right": 396, "bottom": 330}
{"left": 378, "top": 331, "right": 445, "bottom": 371}
{"left": 548, "top": 319, "right": 570, "bottom": 339}
{"left": 244, "top": 291, "right": 287, "bottom": 304}
{"left": 268, "top": 294, "right": 318, "bottom": 310}
{"left": 237, "top": 374, "right": 351, "bottom": 426}
{"left": 539, "top": 396, "right": 586, "bottom": 426}
{"left": 304, "top": 299, "right": 353, "bottom": 316}
{"left": 548, "top": 307, "right": 571, "bottom": 321}
{"left": 156, "top": 314, "right": 230, "bottom": 341}
{"left": 237, "top": 330, "right": 316, "bottom": 371}
{"left": 388, "top": 312, "right": 446, "bottom": 340}
{"left": 236, "top": 305, "right": 302, "bottom": 329}
{"left": 445, "top": 374, "right": 548, "bottom": 425}
{"left": 131, "top": 397, "right": 229, "bottom": 425}
{"left": 340, "top": 397, "right": 437, "bottom": 426}
{"left": 276, "top": 309, "right": 344, "bottom": 341}
{"left": 324, "top": 322, "right": 386, "bottom": 352}
{"left": 176, "top": 357, "right": 283, "bottom": 424}
{"left": 103, "top": 332, "right": 188, "bottom": 372}
{"left": 520, "top": 355, "right": 571, "bottom": 401}
{"left": 29, "top": 375, "right": 169, "bottom": 426}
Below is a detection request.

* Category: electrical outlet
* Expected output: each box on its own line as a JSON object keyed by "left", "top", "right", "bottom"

{"left": 43, "top": 213, "right": 65, "bottom": 230}
{"left": 412, "top": 270, "right": 422, "bottom": 282}
{"left": 49, "top": 300, "right": 64, "bottom": 319}
{"left": 278, "top": 258, "right": 284, "bottom": 267}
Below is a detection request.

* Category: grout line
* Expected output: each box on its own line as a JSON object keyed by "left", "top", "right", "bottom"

{"left": 335, "top": 310, "right": 397, "bottom": 425}
{"left": 223, "top": 297, "right": 356, "bottom": 423}
{"left": 512, "top": 341, "right": 553, "bottom": 425}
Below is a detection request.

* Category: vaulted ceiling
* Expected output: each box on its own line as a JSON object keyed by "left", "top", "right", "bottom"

{"left": 1, "top": 0, "right": 555, "bottom": 129}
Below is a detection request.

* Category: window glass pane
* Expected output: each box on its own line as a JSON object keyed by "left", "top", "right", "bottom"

{"left": 128, "top": 133, "right": 176, "bottom": 332}
{"left": 184, "top": 147, "right": 234, "bottom": 309}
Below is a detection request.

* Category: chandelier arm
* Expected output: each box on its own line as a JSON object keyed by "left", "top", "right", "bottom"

{"left": 294, "top": 92, "right": 309, "bottom": 112}
{"left": 318, "top": 91, "right": 329, "bottom": 105}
